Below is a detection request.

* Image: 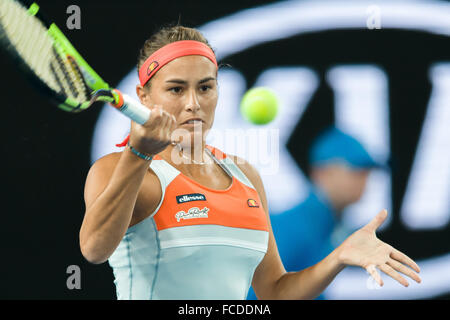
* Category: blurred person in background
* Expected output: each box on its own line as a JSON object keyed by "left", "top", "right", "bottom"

{"left": 248, "top": 126, "right": 382, "bottom": 300}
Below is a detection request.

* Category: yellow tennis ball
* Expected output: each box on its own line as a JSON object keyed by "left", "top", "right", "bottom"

{"left": 240, "top": 87, "right": 279, "bottom": 125}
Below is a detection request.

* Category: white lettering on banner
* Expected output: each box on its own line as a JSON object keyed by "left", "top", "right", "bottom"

{"left": 327, "top": 65, "right": 392, "bottom": 231}
{"left": 401, "top": 63, "right": 450, "bottom": 229}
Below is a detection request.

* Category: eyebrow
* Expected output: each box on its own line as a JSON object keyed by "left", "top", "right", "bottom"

{"left": 165, "top": 77, "right": 216, "bottom": 84}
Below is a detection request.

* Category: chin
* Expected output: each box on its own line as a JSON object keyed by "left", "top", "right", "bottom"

{"left": 176, "top": 132, "right": 206, "bottom": 150}
{"left": 173, "top": 123, "right": 211, "bottom": 149}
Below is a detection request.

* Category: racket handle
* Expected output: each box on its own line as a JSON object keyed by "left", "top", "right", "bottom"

{"left": 120, "top": 94, "right": 151, "bottom": 125}
{"left": 112, "top": 90, "right": 151, "bottom": 125}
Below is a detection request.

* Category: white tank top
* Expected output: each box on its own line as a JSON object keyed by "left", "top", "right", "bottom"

{"left": 108, "top": 146, "right": 269, "bottom": 299}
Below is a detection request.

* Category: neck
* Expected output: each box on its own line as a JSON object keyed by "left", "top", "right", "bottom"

{"left": 160, "top": 141, "right": 212, "bottom": 166}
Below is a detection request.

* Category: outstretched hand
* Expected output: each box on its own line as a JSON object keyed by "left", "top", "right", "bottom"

{"left": 337, "top": 209, "right": 421, "bottom": 287}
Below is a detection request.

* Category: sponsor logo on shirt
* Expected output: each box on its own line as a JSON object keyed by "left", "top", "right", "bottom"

{"left": 247, "top": 199, "right": 260, "bottom": 208}
{"left": 175, "top": 207, "right": 210, "bottom": 222}
{"left": 176, "top": 193, "right": 207, "bottom": 204}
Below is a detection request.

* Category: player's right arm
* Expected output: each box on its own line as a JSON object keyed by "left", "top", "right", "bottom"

{"left": 79, "top": 106, "right": 176, "bottom": 264}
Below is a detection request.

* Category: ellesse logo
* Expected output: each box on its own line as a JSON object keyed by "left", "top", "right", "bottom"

{"left": 247, "top": 199, "right": 260, "bottom": 208}
{"left": 147, "top": 61, "right": 159, "bottom": 76}
{"left": 176, "top": 193, "right": 206, "bottom": 204}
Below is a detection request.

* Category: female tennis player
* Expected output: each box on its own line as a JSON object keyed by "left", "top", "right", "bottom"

{"left": 79, "top": 26, "right": 421, "bottom": 299}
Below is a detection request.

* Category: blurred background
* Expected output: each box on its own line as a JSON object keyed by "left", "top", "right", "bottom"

{"left": 1, "top": 0, "right": 449, "bottom": 299}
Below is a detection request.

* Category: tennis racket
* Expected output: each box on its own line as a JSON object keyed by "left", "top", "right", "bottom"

{"left": 0, "top": 0, "right": 151, "bottom": 124}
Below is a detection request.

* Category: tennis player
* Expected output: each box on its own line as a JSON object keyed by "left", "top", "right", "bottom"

{"left": 79, "top": 26, "right": 421, "bottom": 299}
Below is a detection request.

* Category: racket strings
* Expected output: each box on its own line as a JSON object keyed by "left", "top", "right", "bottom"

{"left": 50, "top": 44, "right": 90, "bottom": 103}
{"left": 51, "top": 47, "right": 80, "bottom": 98}
{"left": 0, "top": 0, "right": 58, "bottom": 91}
{"left": 0, "top": 0, "right": 90, "bottom": 105}
{"left": 49, "top": 52, "right": 69, "bottom": 98}
{"left": 66, "top": 55, "right": 91, "bottom": 100}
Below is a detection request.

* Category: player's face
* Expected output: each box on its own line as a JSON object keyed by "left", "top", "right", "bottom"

{"left": 146, "top": 55, "right": 218, "bottom": 148}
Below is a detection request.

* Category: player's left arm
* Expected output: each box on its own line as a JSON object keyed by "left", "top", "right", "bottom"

{"left": 234, "top": 156, "right": 421, "bottom": 300}
{"left": 234, "top": 155, "right": 341, "bottom": 299}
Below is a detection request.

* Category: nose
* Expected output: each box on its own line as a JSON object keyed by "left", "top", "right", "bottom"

{"left": 185, "top": 89, "right": 200, "bottom": 112}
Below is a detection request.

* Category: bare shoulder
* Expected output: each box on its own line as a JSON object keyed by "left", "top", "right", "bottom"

{"left": 227, "top": 154, "right": 259, "bottom": 177}
{"left": 226, "top": 154, "right": 264, "bottom": 192}
{"left": 85, "top": 152, "right": 123, "bottom": 187}
{"left": 84, "top": 151, "right": 161, "bottom": 225}
{"left": 89, "top": 152, "right": 122, "bottom": 172}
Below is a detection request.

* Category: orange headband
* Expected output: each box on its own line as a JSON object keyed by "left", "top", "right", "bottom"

{"left": 138, "top": 40, "right": 218, "bottom": 86}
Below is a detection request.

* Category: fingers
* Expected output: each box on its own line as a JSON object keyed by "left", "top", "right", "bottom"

{"left": 141, "top": 105, "right": 177, "bottom": 141}
{"left": 390, "top": 248, "right": 421, "bottom": 274}
{"left": 379, "top": 264, "right": 409, "bottom": 287}
{"left": 150, "top": 105, "right": 175, "bottom": 127}
{"left": 144, "top": 105, "right": 164, "bottom": 129}
{"left": 364, "top": 209, "right": 388, "bottom": 232}
{"left": 387, "top": 259, "right": 422, "bottom": 284}
{"left": 151, "top": 106, "right": 182, "bottom": 146}
{"left": 366, "top": 264, "right": 383, "bottom": 287}
{"left": 128, "top": 102, "right": 180, "bottom": 155}
{"left": 366, "top": 255, "right": 421, "bottom": 288}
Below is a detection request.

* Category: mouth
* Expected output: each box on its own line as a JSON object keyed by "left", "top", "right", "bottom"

{"left": 181, "top": 118, "right": 205, "bottom": 125}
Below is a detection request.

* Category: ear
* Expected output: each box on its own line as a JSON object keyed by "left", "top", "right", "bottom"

{"left": 136, "top": 84, "right": 151, "bottom": 106}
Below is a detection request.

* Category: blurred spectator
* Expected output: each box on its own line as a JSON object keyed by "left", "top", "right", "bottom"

{"left": 248, "top": 126, "right": 381, "bottom": 300}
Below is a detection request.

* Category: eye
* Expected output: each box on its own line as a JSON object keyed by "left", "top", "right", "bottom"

{"left": 169, "top": 86, "right": 182, "bottom": 94}
{"left": 200, "top": 85, "right": 211, "bottom": 92}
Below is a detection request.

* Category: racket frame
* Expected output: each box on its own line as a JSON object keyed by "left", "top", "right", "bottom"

{"left": 0, "top": 0, "right": 111, "bottom": 112}
{"left": 1, "top": 0, "right": 150, "bottom": 124}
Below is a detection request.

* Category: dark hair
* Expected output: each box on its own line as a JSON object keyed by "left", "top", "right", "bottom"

{"left": 137, "top": 25, "right": 216, "bottom": 87}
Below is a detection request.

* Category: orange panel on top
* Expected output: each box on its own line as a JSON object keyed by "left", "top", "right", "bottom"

{"left": 152, "top": 173, "right": 269, "bottom": 232}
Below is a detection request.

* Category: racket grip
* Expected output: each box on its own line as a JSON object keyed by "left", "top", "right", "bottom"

{"left": 112, "top": 90, "right": 151, "bottom": 125}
